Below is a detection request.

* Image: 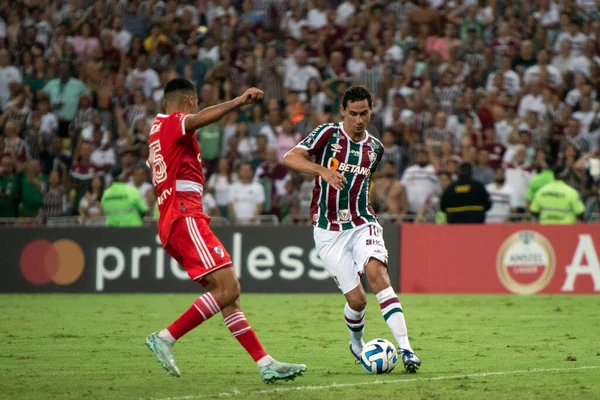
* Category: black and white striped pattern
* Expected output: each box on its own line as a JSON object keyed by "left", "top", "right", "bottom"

{"left": 434, "top": 86, "right": 463, "bottom": 113}
{"left": 359, "top": 67, "right": 384, "bottom": 96}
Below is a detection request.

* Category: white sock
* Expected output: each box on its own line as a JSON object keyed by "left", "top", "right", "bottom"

{"left": 158, "top": 328, "right": 176, "bottom": 344}
{"left": 344, "top": 303, "right": 365, "bottom": 353}
{"left": 376, "top": 287, "right": 413, "bottom": 352}
{"left": 256, "top": 354, "right": 276, "bottom": 367}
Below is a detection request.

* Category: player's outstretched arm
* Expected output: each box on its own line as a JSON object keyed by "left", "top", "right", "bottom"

{"left": 184, "top": 88, "right": 264, "bottom": 132}
{"left": 284, "top": 148, "right": 347, "bottom": 191}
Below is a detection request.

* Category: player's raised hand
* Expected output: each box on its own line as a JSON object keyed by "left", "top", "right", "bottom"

{"left": 320, "top": 168, "right": 347, "bottom": 191}
{"left": 238, "top": 87, "right": 264, "bottom": 105}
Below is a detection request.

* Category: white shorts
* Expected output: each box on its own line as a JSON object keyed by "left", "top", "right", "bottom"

{"left": 314, "top": 223, "right": 389, "bottom": 294}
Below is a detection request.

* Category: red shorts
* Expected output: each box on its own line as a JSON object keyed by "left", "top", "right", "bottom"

{"left": 164, "top": 216, "right": 232, "bottom": 282}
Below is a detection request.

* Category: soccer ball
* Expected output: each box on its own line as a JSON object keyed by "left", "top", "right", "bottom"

{"left": 360, "top": 338, "right": 398, "bottom": 374}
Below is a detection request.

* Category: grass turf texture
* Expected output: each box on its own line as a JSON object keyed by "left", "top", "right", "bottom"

{"left": 1, "top": 294, "right": 599, "bottom": 400}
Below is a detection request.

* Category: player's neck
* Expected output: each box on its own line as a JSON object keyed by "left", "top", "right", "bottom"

{"left": 342, "top": 121, "right": 366, "bottom": 142}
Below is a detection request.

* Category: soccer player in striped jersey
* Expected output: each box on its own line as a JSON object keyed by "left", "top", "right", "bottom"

{"left": 284, "top": 86, "right": 421, "bottom": 373}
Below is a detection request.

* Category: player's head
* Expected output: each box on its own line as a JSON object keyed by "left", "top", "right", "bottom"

{"left": 163, "top": 78, "right": 198, "bottom": 114}
{"left": 341, "top": 86, "right": 372, "bottom": 136}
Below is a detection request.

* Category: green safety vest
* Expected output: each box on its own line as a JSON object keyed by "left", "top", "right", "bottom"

{"left": 530, "top": 180, "right": 585, "bottom": 224}
{"left": 100, "top": 183, "right": 148, "bottom": 227}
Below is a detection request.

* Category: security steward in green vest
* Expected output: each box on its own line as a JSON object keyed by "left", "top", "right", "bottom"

{"left": 529, "top": 167, "right": 585, "bottom": 224}
{"left": 101, "top": 167, "right": 148, "bottom": 227}
{"left": 440, "top": 163, "right": 492, "bottom": 223}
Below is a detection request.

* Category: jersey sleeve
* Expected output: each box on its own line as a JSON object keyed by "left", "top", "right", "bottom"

{"left": 171, "top": 113, "right": 195, "bottom": 137}
{"left": 295, "top": 124, "right": 333, "bottom": 155}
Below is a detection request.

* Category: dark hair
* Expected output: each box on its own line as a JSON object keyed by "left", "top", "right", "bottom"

{"left": 342, "top": 86, "right": 373, "bottom": 109}
{"left": 164, "top": 78, "right": 196, "bottom": 97}
{"left": 110, "top": 166, "right": 123, "bottom": 180}
{"left": 458, "top": 162, "right": 473, "bottom": 179}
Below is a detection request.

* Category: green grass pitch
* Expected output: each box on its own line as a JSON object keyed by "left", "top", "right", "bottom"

{"left": 1, "top": 294, "right": 599, "bottom": 399}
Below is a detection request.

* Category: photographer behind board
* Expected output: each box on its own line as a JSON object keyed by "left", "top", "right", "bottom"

{"left": 440, "top": 163, "right": 491, "bottom": 224}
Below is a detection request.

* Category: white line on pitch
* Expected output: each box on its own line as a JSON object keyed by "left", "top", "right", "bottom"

{"left": 148, "top": 365, "right": 600, "bottom": 400}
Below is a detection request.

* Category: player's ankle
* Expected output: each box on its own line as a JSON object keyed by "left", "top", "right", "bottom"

{"left": 256, "top": 354, "right": 276, "bottom": 367}
{"left": 158, "top": 328, "right": 176, "bottom": 344}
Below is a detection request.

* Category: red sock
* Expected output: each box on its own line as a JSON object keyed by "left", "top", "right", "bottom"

{"left": 223, "top": 311, "right": 268, "bottom": 361}
{"left": 168, "top": 292, "right": 222, "bottom": 340}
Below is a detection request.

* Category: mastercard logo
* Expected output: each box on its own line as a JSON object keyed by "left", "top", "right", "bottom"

{"left": 20, "top": 240, "right": 85, "bottom": 285}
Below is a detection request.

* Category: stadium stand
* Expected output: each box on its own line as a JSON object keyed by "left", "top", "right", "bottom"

{"left": 1, "top": 0, "right": 600, "bottom": 226}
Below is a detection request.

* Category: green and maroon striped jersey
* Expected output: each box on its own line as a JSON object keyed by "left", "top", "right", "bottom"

{"left": 295, "top": 123, "right": 384, "bottom": 231}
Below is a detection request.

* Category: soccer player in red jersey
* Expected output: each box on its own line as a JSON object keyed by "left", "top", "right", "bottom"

{"left": 145, "top": 78, "right": 306, "bottom": 383}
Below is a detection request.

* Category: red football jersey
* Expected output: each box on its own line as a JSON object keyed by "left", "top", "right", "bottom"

{"left": 148, "top": 112, "right": 207, "bottom": 244}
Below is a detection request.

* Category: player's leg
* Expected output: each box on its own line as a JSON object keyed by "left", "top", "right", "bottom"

{"left": 146, "top": 217, "right": 239, "bottom": 377}
{"left": 343, "top": 284, "right": 367, "bottom": 361}
{"left": 314, "top": 227, "right": 366, "bottom": 361}
{"left": 354, "top": 224, "right": 421, "bottom": 372}
{"left": 221, "top": 298, "right": 306, "bottom": 383}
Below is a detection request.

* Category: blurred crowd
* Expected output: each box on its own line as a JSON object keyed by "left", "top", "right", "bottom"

{"left": 2, "top": 0, "right": 600, "bottom": 225}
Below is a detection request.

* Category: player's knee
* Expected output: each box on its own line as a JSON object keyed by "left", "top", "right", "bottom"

{"left": 218, "top": 279, "right": 241, "bottom": 307}
{"left": 348, "top": 295, "right": 367, "bottom": 312}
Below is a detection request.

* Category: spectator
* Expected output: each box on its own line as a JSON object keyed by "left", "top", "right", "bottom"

{"left": 112, "top": 16, "right": 132, "bottom": 53}
{"left": 228, "top": 162, "right": 265, "bottom": 223}
{"left": 3, "top": 120, "right": 28, "bottom": 165}
{"left": 440, "top": 162, "right": 491, "bottom": 224}
{"left": 276, "top": 119, "right": 302, "bottom": 162}
{"left": 359, "top": 51, "right": 383, "bottom": 97}
{"left": 255, "top": 147, "right": 291, "bottom": 217}
{"left": 101, "top": 167, "right": 147, "bottom": 227}
{"left": 18, "top": 159, "right": 46, "bottom": 218}
{"left": 0, "top": 155, "right": 17, "bottom": 217}
{"left": 505, "top": 145, "right": 534, "bottom": 214}
{"left": 78, "top": 175, "right": 104, "bottom": 225}
{"left": 41, "top": 170, "right": 68, "bottom": 219}
{"left": 250, "top": 135, "right": 269, "bottom": 171}
{"left": 36, "top": 98, "right": 59, "bottom": 137}
{"left": 0, "top": 88, "right": 30, "bottom": 130}
{"left": 485, "top": 167, "right": 517, "bottom": 223}
{"left": 371, "top": 160, "right": 407, "bottom": 216}
{"left": 202, "top": 189, "right": 220, "bottom": 217}
{"left": 0, "top": 49, "right": 22, "bottom": 110}
{"left": 70, "top": 21, "right": 100, "bottom": 62}
{"left": 125, "top": 55, "right": 160, "bottom": 99}
{"left": 129, "top": 166, "right": 155, "bottom": 210}
{"left": 284, "top": 49, "right": 321, "bottom": 93}
{"left": 197, "top": 83, "right": 222, "bottom": 176}
{"left": 43, "top": 62, "right": 89, "bottom": 137}
{"left": 70, "top": 142, "right": 101, "bottom": 216}
{"left": 473, "top": 149, "right": 494, "bottom": 185}
{"left": 278, "top": 179, "right": 300, "bottom": 221}
{"left": 207, "top": 158, "right": 237, "bottom": 218}
{"left": 401, "top": 148, "right": 438, "bottom": 216}
{"left": 416, "top": 171, "right": 452, "bottom": 224}
{"left": 409, "top": 0, "right": 441, "bottom": 36}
